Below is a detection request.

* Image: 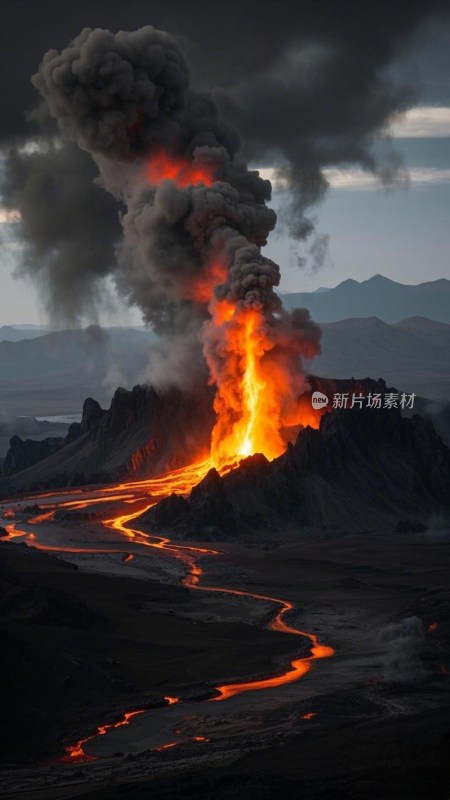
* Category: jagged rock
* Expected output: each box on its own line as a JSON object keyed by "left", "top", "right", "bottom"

{"left": 0, "top": 384, "right": 215, "bottom": 495}
{"left": 142, "top": 405, "right": 450, "bottom": 538}
{"left": 80, "top": 397, "right": 106, "bottom": 433}
{"left": 1, "top": 404, "right": 100, "bottom": 477}
{"left": 2, "top": 434, "right": 65, "bottom": 476}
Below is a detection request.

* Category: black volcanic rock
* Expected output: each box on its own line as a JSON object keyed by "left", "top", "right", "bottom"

{"left": 142, "top": 406, "right": 450, "bottom": 538}
{"left": 1, "top": 402, "right": 102, "bottom": 476}
{"left": 2, "top": 434, "right": 65, "bottom": 476}
{"left": 81, "top": 397, "right": 106, "bottom": 433}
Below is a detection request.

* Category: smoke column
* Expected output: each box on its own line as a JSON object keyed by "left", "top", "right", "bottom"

{"left": 28, "top": 25, "right": 321, "bottom": 464}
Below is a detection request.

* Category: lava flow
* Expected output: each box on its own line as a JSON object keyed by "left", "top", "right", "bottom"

{"left": 37, "top": 464, "right": 332, "bottom": 762}
{"left": 2, "top": 459, "right": 334, "bottom": 762}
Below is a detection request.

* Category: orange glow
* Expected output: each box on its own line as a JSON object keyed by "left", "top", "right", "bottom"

{"left": 147, "top": 150, "right": 216, "bottom": 188}
{"left": 302, "top": 712, "right": 318, "bottom": 720}
{"left": 63, "top": 709, "right": 146, "bottom": 763}
{"left": 428, "top": 621, "right": 438, "bottom": 632}
{"left": 183, "top": 262, "right": 228, "bottom": 304}
{"left": 206, "top": 301, "right": 323, "bottom": 469}
{"left": 4, "top": 454, "right": 333, "bottom": 762}
{"left": 154, "top": 741, "right": 178, "bottom": 752}
{"left": 154, "top": 736, "right": 208, "bottom": 752}
{"left": 3, "top": 523, "right": 30, "bottom": 542}
{"left": 27, "top": 510, "right": 55, "bottom": 524}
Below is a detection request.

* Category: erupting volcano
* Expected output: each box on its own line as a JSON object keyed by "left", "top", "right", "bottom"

{"left": 140, "top": 144, "right": 324, "bottom": 468}
{"left": 30, "top": 25, "right": 322, "bottom": 471}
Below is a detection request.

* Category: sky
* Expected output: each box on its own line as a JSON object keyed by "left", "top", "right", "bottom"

{"left": 0, "top": 1, "right": 449, "bottom": 325}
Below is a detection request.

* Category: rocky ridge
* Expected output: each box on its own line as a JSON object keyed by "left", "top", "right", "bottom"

{"left": 142, "top": 403, "right": 450, "bottom": 537}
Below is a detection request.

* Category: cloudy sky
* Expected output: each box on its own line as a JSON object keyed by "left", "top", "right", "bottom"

{"left": 0, "top": 1, "right": 449, "bottom": 325}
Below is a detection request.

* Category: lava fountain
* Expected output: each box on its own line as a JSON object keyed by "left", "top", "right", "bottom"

{"left": 145, "top": 148, "right": 324, "bottom": 470}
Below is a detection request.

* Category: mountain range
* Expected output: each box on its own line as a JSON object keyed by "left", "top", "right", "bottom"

{"left": 281, "top": 275, "right": 450, "bottom": 323}
{"left": 311, "top": 316, "right": 450, "bottom": 400}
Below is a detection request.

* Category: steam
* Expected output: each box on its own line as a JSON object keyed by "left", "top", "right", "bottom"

{"left": 379, "top": 616, "right": 426, "bottom": 685}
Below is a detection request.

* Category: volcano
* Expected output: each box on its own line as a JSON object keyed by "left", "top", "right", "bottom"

{"left": 3, "top": 375, "right": 449, "bottom": 537}
{"left": 142, "top": 400, "right": 450, "bottom": 537}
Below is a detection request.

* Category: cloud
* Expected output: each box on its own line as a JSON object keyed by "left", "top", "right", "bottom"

{"left": 259, "top": 166, "right": 450, "bottom": 192}
{"left": 0, "top": 208, "right": 20, "bottom": 223}
{"left": 324, "top": 166, "right": 450, "bottom": 190}
{"left": 389, "top": 106, "right": 450, "bottom": 138}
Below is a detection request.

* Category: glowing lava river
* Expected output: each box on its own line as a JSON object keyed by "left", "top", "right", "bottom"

{"left": 1, "top": 458, "right": 334, "bottom": 764}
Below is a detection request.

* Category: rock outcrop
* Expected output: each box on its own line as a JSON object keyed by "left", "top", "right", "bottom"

{"left": 2, "top": 435, "right": 65, "bottom": 476}
{"left": 0, "top": 384, "right": 215, "bottom": 495}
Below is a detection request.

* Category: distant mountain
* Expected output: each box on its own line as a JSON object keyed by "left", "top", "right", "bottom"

{"left": 0, "top": 325, "right": 49, "bottom": 342}
{"left": 0, "top": 326, "right": 158, "bottom": 418}
{"left": 0, "top": 325, "right": 157, "bottom": 381}
{"left": 309, "top": 316, "right": 450, "bottom": 401}
{"left": 281, "top": 275, "right": 450, "bottom": 323}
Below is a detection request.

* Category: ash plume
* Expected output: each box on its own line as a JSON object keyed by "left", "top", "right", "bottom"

{"left": 15, "top": 24, "right": 285, "bottom": 386}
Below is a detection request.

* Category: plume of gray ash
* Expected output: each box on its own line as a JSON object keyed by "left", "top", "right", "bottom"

{"left": 15, "top": 25, "right": 314, "bottom": 395}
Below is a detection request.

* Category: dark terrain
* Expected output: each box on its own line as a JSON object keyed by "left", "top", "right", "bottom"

{"left": 144, "top": 403, "right": 450, "bottom": 538}
{"left": 1, "top": 529, "right": 449, "bottom": 800}
{"left": 0, "top": 385, "right": 215, "bottom": 494}
{"left": 0, "top": 369, "right": 449, "bottom": 799}
{"left": 0, "top": 541, "right": 297, "bottom": 765}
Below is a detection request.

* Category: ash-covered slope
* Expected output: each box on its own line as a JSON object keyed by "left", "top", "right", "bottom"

{"left": 143, "top": 406, "right": 450, "bottom": 538}
{"left": 0, "top": 384, "right": 215, "bottom": 496}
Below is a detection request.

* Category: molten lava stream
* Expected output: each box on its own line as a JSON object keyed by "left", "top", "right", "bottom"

{"left": 7, "top": 459, "right": 333, "bottom": 761}
{"left": 101, "top": 492, "right": 334, "bottom": 709}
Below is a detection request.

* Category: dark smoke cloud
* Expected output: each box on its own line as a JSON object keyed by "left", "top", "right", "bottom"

{"left": 1, "top": 140, "right": 121, "bottom": 322}
{"left": 213, "top": 3, "right": 450, "bottom": 245}
{"left": 16, "top": 24, "right": 287, "bottom": 386}
{"left": 32, "top": 26, "right": 189, "bottom": 158}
